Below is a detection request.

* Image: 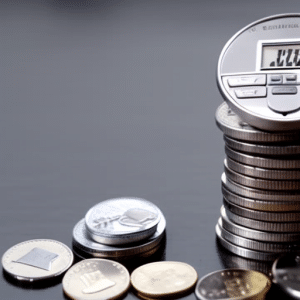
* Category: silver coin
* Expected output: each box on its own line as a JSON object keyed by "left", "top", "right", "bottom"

{"left": 224, "top": 161, "right": 300, "bottom": 190}
{"left": 217, "top": 221, "right": 300, "bottom": 253}
{"left": 272, "top": 254, "right": 300, "bottom": 299}
{"left": 2, "top": 239, "right": 73, "bottom": 282}
{"left": 73, "top": 213, "right": 166, "bottom": 258}
{"left": 224, "top": 135, "right": 300, "bottom": 156}
{"left": 220, "top": 207, "right": 300, "bottom": 242}
{"left": 222, "top": 173, "right": 300, "bottom": 201}
{"left": 216, "top": 224, "right": 282, "bottom": 261}
{"left": 226, "top": 145, "right": 300, "bottom": 169}
{"left": 85, "top": 198, "right": 161, "bottom": 245}
{"left": 225, "top": 205, "right": 300, "bottom": 232}
{"left": 217, "top": 252, "right": 272, "bottom": 277}
{"left": 62, "top": 258, "right": 130, "bottom": 300}
{"left": 222, "top": 185, "right": 300, "bottom": 212}
{"left": 215, "top": 102, "right": 300, "bottom": 143}
{"left": 195, "top": 268, "right": 272, "bottom": 300}
{"left": 226, "top": 157, "right": 300, "bottom": 180}
{"left": 223, "top": 198, "right": 300, "bottom": 222}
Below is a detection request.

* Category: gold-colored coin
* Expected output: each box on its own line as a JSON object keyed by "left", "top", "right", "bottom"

{"left": 62, "top": 258, "right": 130, "bottom": 300}
{"left": 195, "top": 269, "right": 271, "bottom": 300}
{"left": 131, "top": 261, "right": 198, "bottom": 298}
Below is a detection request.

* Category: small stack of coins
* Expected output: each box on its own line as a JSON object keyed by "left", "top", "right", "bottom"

{"left": 215, "top": 102, "right": 300, "bottom": 261}
{"left": 72, "top": 197, "right": 166, "bottom": 261}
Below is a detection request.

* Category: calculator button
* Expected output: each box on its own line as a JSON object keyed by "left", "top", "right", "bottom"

{"left": 272, "top": 87, "right": 297, "bottom": 95}
{"left": 235, "top": 87, "right": 267, "bottom": 98}
{"left": 268, "top": 74, "right": 283, "bottom": 85}
{"left": 228, "top": 75, "right": 266, "bottom": 87}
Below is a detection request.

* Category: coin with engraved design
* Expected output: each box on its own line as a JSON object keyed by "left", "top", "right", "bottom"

{"left": 73, "top": 211, "right": 165, "bottom": 259}
{"left": 2, "top": 239, "right": 73, "bottom": 281}
{"left": 195, "top": 269, "right": 271, "bottom": 300}
{"left": 62, "top": 258, "right": 130, "bottom": 300}
{"left": 85, "top": 198, "right": 161, "bottom": 245}
{"left": 131, "top": 261, "right": 197, "bottom": 298}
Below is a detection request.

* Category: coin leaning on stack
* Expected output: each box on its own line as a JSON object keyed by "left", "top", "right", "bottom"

{"left": 215, "top": 102, "right": 300, "bottom": 261}
{"left": 72, "top": 197, "right": 166, "bottom": 260}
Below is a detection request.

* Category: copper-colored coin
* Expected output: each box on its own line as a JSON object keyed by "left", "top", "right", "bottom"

{"left": 131, "top": 261, "right": 197, "bottom": 298}
{"left": 195, "top": 269, "right": 271, "bottom": 300}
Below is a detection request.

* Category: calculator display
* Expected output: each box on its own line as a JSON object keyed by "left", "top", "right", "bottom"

{"left": 261, "top": 43, "right": 300, "bottom": 69}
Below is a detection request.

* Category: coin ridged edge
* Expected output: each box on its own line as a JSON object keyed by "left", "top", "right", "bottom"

{"left": 225, "top": 206, "right": 300, "bottom": 232}
{"left": 225, "top": 160, "right": 300, "bottom": 190}
{"left": 223, "top": 198, "right": 300, "bottom": 222}
{"left": 226, "top": 145, "right": 300, "bottom": 169}
{"left": 216, "top": 224, "right": 281, "bottom": 261}
{"left": 217, "top": 221, "right": 300, "bottom": 253}
{"left": 226, "top": 157, "right": 300, "bottom": 180}
{"left": 222, "top": 173, "right": 300, "bottom": 201}
{"left": 220, "top": 207, "right": 300, "bottom": 242}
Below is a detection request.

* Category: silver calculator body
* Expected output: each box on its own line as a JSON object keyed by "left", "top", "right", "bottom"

{"left": 218, "top": 14, "right": 300, "bottom": 131}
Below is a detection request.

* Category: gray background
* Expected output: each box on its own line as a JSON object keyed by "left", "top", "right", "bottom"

{"left": 0, "top": 1, "right": 297, "bottom": 299}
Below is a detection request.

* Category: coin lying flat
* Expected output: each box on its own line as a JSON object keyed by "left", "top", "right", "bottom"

{"left": 195, "top": 268, "right": 271, "bottom": 300}
{"left": 2, "top": 239, "right": 73, "bottom": 282}
{"left": 222, "top": 173, "right": 300, "bottom": 202}
{"left": 222, "top": 185, "right": 300, "bottom": 212}
{"left": 85, "top": 198, "right": 160, "bottom": 245}
{"left": 224, "top": 135, "right": 300, "bottom": 156}
{"left": 225, "top": 145, "right": 300, "bottom": 169}
{"left": 131, "top": 261, "right": 198, "bottom": 298}
{"left": 272, "top": 254, "right": 300, "bottom": 299}
{"left": 62, "top": 258, "right": 130, "bottom": 300}
{"left": 72, "top": 213, "right": 165, "bottom": 259}
{"left": 220, "top": 207, "right": 300, "bottom": 242}
{"left": 215, "top": 102, "right": 300, "bottom": 143}
{"left": 225, "top": 160, "right": 300, "bottom": 190}
{"left": 226, "top": 157, "right": 300, "bottom": 180}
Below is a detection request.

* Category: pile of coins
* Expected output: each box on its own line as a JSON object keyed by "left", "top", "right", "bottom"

{"left": 215, "top": 102, "right": 300, "bottom": 261}
{"left": 72, "top": 197, "right": 166, "bottom": 261}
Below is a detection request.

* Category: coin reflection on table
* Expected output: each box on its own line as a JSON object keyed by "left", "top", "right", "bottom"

{"left": 195, "top": 269, "right": 271, "bottom": 300}
{"left": 131, "top": 261, "right": 197, "bottom": 298}
{"left": 62, "top": 258, "right": 130, "bottom": 300}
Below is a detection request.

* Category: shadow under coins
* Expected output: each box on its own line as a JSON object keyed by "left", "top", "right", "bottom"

{"left": 2, "top": 268, "right": 63, "bottom": 290}
{"left": 72, "top": 234, "right": 167, "bottom": 273}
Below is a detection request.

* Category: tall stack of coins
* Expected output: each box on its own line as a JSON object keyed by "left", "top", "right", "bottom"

{"left": 72, "top": 197, "right": 166, "bottom": 261}
{"left": 215, "top": 102, "right": 300, "bottom": 261}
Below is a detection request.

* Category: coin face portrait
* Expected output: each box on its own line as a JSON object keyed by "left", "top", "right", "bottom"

{"left": 85, "top": 198, "right": 161, "bottom": 245}
{"left": 62, "top": 258, "right": 130, "bottom": 300}
{"left": 195, "top": 269, "right": 271, "bottom": 300}
{"left": 131, "top": 261, "right": 198, "bottom": 297}
{"left": 2, "top": 239, "right": 73, "bottom": 281}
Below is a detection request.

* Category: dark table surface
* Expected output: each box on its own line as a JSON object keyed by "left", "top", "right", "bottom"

{"left": 1, "top": 1, "right": 298, "bottom": 299}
